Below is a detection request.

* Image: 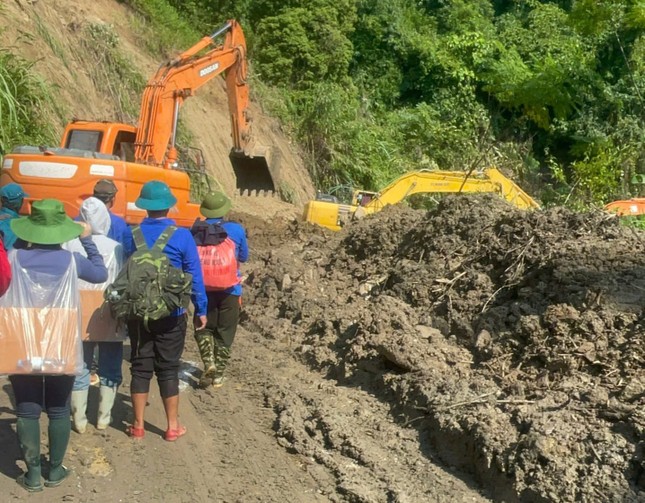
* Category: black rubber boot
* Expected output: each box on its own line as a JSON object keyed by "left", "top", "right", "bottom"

{"left": 16, "top": 418, "right": 43, "bottom": 492}
{"left": 45, "top": 416, "right": 71, "bottom": 487}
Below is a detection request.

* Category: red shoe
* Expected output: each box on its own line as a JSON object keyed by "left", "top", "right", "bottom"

{"left": 164, "top": 425, "right": 186, "bottom": 442}
{"left": 127, "top": 425, "right": 145, "bottom": 438}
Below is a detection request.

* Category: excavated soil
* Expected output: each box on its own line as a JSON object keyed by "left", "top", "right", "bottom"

{"left": 242, "top": 195, "right": 645, "bottom": 502}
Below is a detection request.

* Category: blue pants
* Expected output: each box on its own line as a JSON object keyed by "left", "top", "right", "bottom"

{"left": 72, "top": 341, "right": 123, "bottom": 391}
{"left": 10, "top": 375, "right": 75, "bottom": 419}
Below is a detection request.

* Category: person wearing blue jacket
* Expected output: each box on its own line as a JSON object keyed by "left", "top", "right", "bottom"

{"left": 194, "top": 191, "right": 248, "bottom": 389}
{"left": 127, "top": 180, "right": 207, "bottom": 442}
{"left": 0, "top": 182, "right": 28, "bottom": 249}
{"left": 8, "top": 199, "right": 107, "bottom": 492}
{"left": 91, "top": 179, "right": 136, "bottom": 258}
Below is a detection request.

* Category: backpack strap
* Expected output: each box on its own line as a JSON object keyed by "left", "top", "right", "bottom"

{"left": 132, "top": 226, "right": 148, "bottom": 251}
{"left": 153, "top": 226, "right": 177, "bottom": 251}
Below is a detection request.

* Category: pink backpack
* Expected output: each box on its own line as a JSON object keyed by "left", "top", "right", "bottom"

{"left": 191, "top": 220, "right": 239, "bottom": 291}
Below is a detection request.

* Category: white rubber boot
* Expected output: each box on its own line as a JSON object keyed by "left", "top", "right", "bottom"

{"left": 96, "top": 385, "right": 118, "bottom": 430}
{"left": 70, "top": 390, "right": 88, "bottom": 434}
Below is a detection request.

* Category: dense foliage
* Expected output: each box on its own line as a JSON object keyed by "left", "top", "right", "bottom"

{"left": 100, "top": 1, "right": 645, "bottom": 206}
{"left": 2, "top": 0, "right": 642, "bottom": 205}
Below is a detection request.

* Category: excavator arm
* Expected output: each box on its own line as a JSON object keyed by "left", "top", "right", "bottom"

{"left": 304, "top": 167, "right": 539, "bottom": 231}
{"left": 133, "top": 20, "right": 277, "bottom": 192}
{"left": 365, "top": 168, "right": 539, "bottom": 211}
{"left": 135, "top": 20, "right": 250, "bottom": 168}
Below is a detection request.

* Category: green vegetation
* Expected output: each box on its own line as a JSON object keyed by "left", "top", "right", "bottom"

{"left": 79, "top": 23, "right": 146, "bottom": 122}
{"left": 4, "top": 0, "right": 644, "bottom": 210}
{"left": 0, "top": 49, "right": 56, "bottom": 155}
{"left": 116, "top": 0, "right": 200, "bottom": 52}
{"left": 130, "top": 0, "right": 644, "bottom": 208}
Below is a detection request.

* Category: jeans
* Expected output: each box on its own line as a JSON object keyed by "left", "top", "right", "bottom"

{"left": 72, "top": 341, "right": 124, "bottom": 391}
{"left": 10, "top": 375, "right": 75, "bottom": 419}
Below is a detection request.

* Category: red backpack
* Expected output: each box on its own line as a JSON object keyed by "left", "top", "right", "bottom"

{"left": 190, "top": 220, "right": 239, "bottom": 291}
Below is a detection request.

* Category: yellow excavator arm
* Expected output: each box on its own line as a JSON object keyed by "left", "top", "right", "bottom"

{"left": 304, "top": 167, "right": 539, "bottom": 231}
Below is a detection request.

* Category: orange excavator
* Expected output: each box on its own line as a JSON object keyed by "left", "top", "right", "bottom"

{"left": 603, "top": 175, "right": 645, "bottom": 217}
{"left": 0, "top": 20, "right": 277, "bottom": 227}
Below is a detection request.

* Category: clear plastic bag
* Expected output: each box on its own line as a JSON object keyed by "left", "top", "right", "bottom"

{"left": 0, "top": 250, "right": 82, "bottom": 375}
{"left": 65, "top": 237, "right": 126, "bottom": 341}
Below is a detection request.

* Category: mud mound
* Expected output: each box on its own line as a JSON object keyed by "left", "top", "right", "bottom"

{"left": 243, "top": 196, "right": 645, "bottom": 502}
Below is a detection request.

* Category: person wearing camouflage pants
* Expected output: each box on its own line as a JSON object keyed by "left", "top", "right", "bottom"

{"left": 193, "top": 192, "right": 249, "bottom": 389}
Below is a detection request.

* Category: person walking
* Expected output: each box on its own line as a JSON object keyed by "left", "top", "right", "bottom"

{"left": 0, "top": 182, "right": 28, "bottom": 249}
{"left": 65, "top": 197, "right": 125, "bottom": 433}
{"left": 193, "top": 191, "right": 248, "bottom": 389}
{"left": 91, "top": 179, "right": 136, "bottom": 257}
{"left": 126, "top": 181, "right": 207, "bottom": 441}
{"left": 5, "top": 199, "right": 107, "bottom": 492}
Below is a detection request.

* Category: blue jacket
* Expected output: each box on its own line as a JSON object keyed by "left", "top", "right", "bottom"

{"left": 136, "top": 217, "right": 208, "bottom": 317}
{"left": 108, "top": 211, "right": 136, "bottom": 258}
{"left": 0, "top": 207, "right": 20, "bottom": 249}
{"left": 16, "top": 237, "right": 108, "bottom": 284}
{"left": 206, "top": 218, "right": 249, "bottom": 297}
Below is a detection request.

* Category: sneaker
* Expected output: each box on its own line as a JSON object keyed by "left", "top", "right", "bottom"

{"left": 211, "top": 376, "right": 225, "bottom": 389}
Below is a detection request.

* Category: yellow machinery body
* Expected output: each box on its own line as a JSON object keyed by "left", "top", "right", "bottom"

{"left": 303, "top": 168, "right": 540, "bottom": 231}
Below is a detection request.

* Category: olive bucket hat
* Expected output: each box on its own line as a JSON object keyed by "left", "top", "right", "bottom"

{"left": 10, "top": 199, "right": 83, "bottom": 245}
{"left": 200, "top": 191, "right": 231, "bottom": 218}
{"left": 135, "top": 180, "right": 177, "bottom": 211}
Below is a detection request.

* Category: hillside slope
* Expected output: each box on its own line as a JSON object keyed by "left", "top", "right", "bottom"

{"left": 0, "top": 0, "right": 315, "bottom": 215}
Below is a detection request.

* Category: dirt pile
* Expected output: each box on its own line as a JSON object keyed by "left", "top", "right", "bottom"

{"left": 243, "top": 195, "right": 645, "bottom": 502}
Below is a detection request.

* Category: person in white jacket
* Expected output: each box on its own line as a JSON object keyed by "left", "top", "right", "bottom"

{"left": 65, "top": 197, "right": 125, "bottom": 433}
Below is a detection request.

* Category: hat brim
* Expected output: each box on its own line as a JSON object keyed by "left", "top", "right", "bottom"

{"left": 11, "top": 217, "right": 83, "bottom": 245}
{"left": 200, "top": 199, "right": 231, "bottom": 218}
{"left": 135, "top": 195, "right": 178, "bottom": 211}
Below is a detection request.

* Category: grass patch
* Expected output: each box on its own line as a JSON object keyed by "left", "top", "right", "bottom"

{"left": 79, "top": 22, "right": 145, "bottom": 122}
{"left": 117, "top": 0, "right": 199, "bottom": 54}
{"left": 0, "top": 48, "right": 57, "bottom": 154}
{"left": 33, "top": 14, "right": 69, "bottom": 70}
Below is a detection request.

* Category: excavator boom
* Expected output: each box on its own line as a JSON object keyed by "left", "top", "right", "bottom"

{"left": 0, "top": 20, "right": 277, "bottom": 225}
{"left": 135, "top": 20, "right": 277, "bottom": 191}
{"left": 304, "top": 168, "right": 539, "bottom": 231}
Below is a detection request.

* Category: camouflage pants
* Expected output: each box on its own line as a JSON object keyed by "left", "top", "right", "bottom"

{"left": 194, "top": 292, "right": 240, "bottom": 380}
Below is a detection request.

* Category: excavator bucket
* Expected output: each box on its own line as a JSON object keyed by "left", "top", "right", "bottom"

{"left": 229, "top": 145, "right": 280, "bottom": 196}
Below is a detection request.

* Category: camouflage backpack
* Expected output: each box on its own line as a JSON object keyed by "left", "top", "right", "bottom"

{"left": 105, "top": 226, "right": 192, "bottom": 328}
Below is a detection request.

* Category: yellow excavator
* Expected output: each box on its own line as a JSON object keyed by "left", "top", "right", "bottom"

{"left": 304, "top": 167, "right": 540, "bottom": 231}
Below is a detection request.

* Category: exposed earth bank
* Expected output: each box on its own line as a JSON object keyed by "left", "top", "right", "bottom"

{"left": 242, "top": 195, "right": 645, "bottom": 502}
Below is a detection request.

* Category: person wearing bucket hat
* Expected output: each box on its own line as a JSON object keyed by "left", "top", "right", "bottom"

{"left": 5, "top": 198, "right": 108, "bottom": 492}
{"left": 0, "top": 182, "right": 29, "bottom": 249}
{"left": 126, "top": 180, "right": 207, "bottom": 442}
{"left": 193, "top": 191, "right": 248, "bottom": 389}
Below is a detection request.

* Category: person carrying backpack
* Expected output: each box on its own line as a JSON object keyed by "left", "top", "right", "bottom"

{"left": 109, "top": 181, "right": 207, "bottom": 441}
{"left": 192, "top": 191, "right": 248, "bottom": 389}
